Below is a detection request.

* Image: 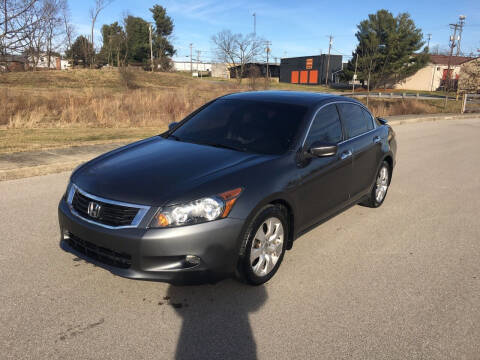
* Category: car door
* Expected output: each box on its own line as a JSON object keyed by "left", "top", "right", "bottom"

{"left": 337, "top": 103, "right": 379, "bottom": 198}
{"left": 295, "top": 103, "right": 352, "bottom": 230}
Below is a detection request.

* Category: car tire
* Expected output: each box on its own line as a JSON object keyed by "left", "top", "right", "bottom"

{"left": 238, "top": 204, "right": 288, "bottom": 285}
{"left": 361, "top": 160, "right": 391, "bottom": 208}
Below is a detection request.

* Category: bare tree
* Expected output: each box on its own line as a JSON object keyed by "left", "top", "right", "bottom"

{"left": 89, "top": 0, "right": 112, "bottom": 66}
{"left": 0, "top": 0, "right": 40, "bottom": 56}
{"left": 43, "top": 0, "right": 64, "bottom": 68}
{"left": 20, "top": 0, "right": 64, "bottom": 70}
{"left": 212, "top": 30, "right": 264, "bottom": 83}
{"left": 60, "top": 0, "right": 74, "bottom": 54}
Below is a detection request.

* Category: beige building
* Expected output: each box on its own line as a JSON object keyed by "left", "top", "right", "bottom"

{"left": 394, "top": 55, "right": 475, "bottom": 91}
{"left": 211, "top": 63, "right": 230, "bottom": 78}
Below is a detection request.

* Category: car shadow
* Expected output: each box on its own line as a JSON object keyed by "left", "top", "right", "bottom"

{"left": 167, "top": 281, "right": 268, "bottom": 360}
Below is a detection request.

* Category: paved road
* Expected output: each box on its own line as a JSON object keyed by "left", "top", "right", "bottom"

{"left": 1, "top": 118, "right": 480, "bottom": 360}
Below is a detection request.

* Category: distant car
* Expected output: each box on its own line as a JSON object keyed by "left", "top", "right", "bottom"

{"left": 58, "top": 91, "right": 397, "bottom": 285}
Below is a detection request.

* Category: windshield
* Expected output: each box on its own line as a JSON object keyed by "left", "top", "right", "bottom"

{"left": 169, "top": 99, "right": 308, "bottom": 155}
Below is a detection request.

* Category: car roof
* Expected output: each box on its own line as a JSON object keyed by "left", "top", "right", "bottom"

{"left": 220, "top": 91, "right": 357, "bottom": 108}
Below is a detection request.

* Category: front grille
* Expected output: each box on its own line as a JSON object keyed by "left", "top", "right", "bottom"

{"left": 72, "top": 190, "right": 139, "bottom": 227}
{"left": 67, "top": 232, "right": 132, "bottom": 269}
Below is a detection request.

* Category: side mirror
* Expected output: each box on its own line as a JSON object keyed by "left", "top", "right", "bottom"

{"left": 376, "top": 117, "right": 388, "bottom": 125}
{"left": 168, "top": 122, "right": 178, "bottom": 131}
{"left": 307, "top": 142, "right": 337, "bottom": 158}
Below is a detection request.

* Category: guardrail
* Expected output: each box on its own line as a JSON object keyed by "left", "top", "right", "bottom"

{"left": 347, "top": 92, "right": 457, "bottom": 101}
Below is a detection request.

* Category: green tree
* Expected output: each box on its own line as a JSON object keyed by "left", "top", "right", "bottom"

{"left": 66, "top": 36, "right": 93, "bottom": 67}
{"left": 99, "top": 22, "right": 126, "bottom": 66}
{"left": 150, "top": 4, "right": 175, "bottom": 70}
{"left": 344, "top": 10, "right": 429, "bottom": 90}
{"left": 124, "top": 15, "right": 150, "bottom": 64}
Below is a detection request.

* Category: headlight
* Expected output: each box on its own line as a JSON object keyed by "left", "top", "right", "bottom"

{"left": 149, "top": 188, "right": 242, "bottom": 228}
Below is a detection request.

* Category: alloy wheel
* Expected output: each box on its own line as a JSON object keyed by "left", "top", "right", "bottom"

{"left": 250, "top": 217, "right": 284, "bottom": 277}
{"left": 375, "top": 166, "right": 389, "bottom": 203}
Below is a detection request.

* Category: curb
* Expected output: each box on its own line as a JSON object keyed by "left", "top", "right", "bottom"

{"left": 0, "top": 160, "right": 84, "bottom": 181}
{"left": 388, "top": 114, "right": 480, "bottom": 126}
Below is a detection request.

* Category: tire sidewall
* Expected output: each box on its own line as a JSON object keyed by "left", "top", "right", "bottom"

{"left": 241, "top": 205, "right": 288, "bottom": 285}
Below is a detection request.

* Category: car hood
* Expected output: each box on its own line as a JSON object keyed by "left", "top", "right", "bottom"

{"left": 71, "top": 137, "right": 266, "bottom": 206}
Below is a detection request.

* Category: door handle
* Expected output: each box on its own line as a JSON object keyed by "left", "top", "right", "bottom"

{"left": 373, "top": 136, "right": 381, "bottom": 144}
{"left": 340, "top": 150, "right": 352, "bottom": 160}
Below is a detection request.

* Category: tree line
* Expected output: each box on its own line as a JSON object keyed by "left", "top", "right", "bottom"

{"left": 69, "top": 4, "right": 175, "bottom": 69}
{"left": 0, "top": 0, "right": 175, "bottom": 70}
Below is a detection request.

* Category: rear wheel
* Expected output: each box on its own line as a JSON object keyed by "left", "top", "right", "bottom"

{"left": 361, "top": 161, "right": 391, "bottom": 208}
{"left": 239, "top": 205, "right": 288, "bottom": 285}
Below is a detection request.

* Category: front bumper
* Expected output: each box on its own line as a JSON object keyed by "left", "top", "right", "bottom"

{"left": 58, "top": 199, "right": 246, "bottom": 284}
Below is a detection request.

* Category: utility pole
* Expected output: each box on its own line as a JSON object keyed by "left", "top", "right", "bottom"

{"left": 325, "top": 35, "right": 333, "bottom": 86}
{"left": 427, "top": 34, "right": 432, "bottom": 49}
{"left": 253, "top": 13, "right": 256, "bottom": 35}
{"left": 456, "top": 15, "right": 466, "bottom": 56}
{"left": 265, "top": 41, "right": 271, "bottom": 81}
{"left": 189, "top": 43, "right": 193, "bottom": 75}
{"left": 196, "top": 50, "right": 201, "bottom": 78}
{"left": 149, "top": 23, "right": 154, "bottom": 72}
{"left": 352, "top": 52, "right": 358, "bottom": 94}
{"left": 444, "top": 23, "right": 460, "bottom": 107}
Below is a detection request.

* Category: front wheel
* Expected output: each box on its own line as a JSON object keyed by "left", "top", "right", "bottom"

{"left": 361, "top": 161, "right": 391, "bottom": 208}
{"left": 238, "top": 205, "right": 288, "bottom": 285}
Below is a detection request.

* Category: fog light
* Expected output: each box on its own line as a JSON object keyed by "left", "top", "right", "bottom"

{"left": 185, "top": 255, "right": 201, "bottom": 265}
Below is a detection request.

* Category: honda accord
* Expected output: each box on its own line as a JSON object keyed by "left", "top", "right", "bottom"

{"left": 58, "top": 91, "right": 397, "bottom": 285}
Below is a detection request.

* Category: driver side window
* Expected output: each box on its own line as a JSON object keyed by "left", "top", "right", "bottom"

{"left": 304, "top": 104, "right": 343, "bottom": 148}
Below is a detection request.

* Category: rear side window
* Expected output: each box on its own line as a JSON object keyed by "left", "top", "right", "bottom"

{"left": 337, "top": 103, "right": 370, "bottom": 138}
{"left": 304, "top": 104, "right": 343, "bottom": 147}
{"left": 361, "top": 108, "right": 374, "bottom": 130}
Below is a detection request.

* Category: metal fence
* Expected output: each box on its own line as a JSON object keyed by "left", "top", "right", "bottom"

{"left": 462, "top": 94, "right": 480, "bottom": 113}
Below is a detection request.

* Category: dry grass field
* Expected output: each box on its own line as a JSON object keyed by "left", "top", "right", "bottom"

{"left": 0, "top": 69, "right": 245, "bottom": 128}
{"left": 0, "top": 68, "right": 462, "bottom": 153}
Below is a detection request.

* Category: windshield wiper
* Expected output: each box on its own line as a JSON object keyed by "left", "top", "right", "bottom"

{"left": 168, "top": 134, "right": 182, "bottom": 141}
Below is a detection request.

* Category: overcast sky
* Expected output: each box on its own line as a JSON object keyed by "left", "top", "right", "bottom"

{"left": 70, "top": 0, "right": 480, "bottom": 62}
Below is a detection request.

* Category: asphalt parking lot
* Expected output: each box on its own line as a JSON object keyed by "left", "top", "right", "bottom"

{"left": 1, "top": 118, "right": 480, "bottom": 359}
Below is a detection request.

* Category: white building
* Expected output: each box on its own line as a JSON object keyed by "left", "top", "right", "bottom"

{"left": 173, "top": 60, "right": 212, "bottom": 72}
{"left": 394, "top": 55, "right": 475, "bottom": 91}
{"left": 29, "top": 54, "right": 70, "bottom": 70}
